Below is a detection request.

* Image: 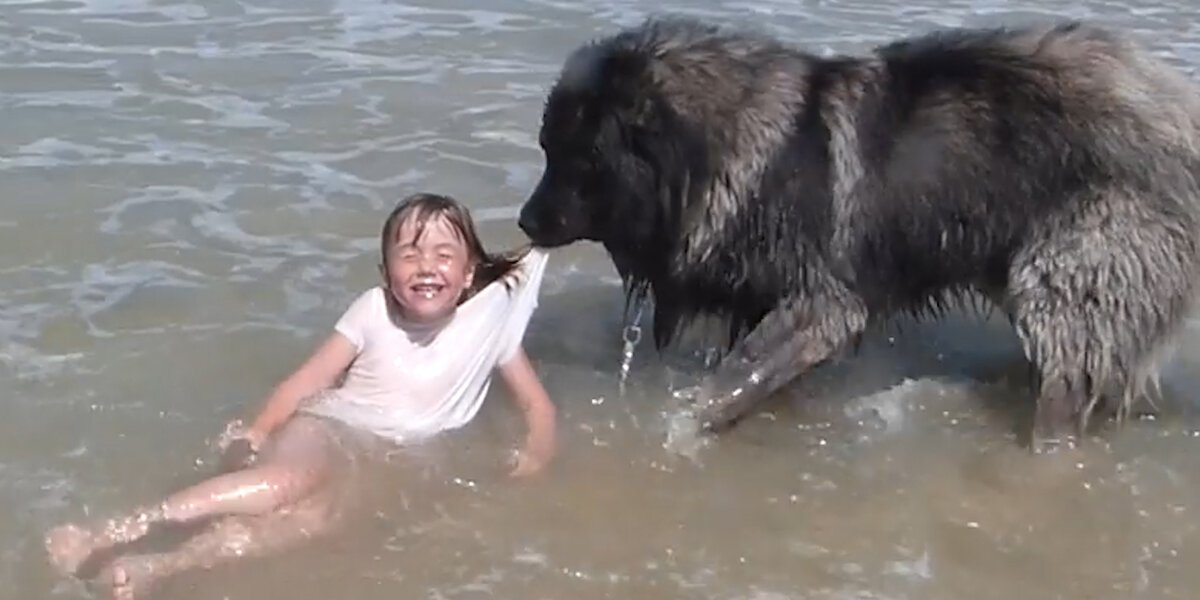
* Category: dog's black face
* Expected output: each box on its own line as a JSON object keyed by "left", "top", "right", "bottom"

{"left": 517, "top": 118, "right": 608, "bottom": 247}
{"left": 518, "top": 93, "right": 630, "bottom": 248}
{"left": 518, "top": 41, "right": 682, "bottom": 255}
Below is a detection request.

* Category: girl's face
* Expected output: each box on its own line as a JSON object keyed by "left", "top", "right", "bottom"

{"left": 381, "top": 213, "right": 475, "bottom": 323}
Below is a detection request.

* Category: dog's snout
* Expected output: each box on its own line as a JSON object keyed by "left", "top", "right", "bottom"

{"left": 517, "top": 207, "right": 540, "bottom": 237}
{"left": 519, "top": 180, "right": 584, "bottom": 247}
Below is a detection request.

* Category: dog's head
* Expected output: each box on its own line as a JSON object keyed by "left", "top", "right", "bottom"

{"left": 518, "top": 19, "right": 735, "bottom": 264}
{"left": 518, "top": 17, "right": 805, "bottom": 278}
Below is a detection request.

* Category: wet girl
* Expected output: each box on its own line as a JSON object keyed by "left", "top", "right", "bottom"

{"left": 45, "top": 192, "right": 556, "bottom": 598}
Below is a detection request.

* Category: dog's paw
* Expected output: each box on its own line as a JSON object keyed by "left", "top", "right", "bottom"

{"left": 670, "top": 384, "right": 703, "bottom": 405}
{"left": 662, "top": 401, "right": 712, "bottom": 460}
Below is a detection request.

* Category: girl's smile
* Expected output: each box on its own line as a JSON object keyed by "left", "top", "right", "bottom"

{"left": 382, "top": 213, "right": 476, "bottom": 323}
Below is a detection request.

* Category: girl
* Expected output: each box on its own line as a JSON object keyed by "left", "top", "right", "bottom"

{"left": 45, "top": 192, "right": 557, "bottom": 599}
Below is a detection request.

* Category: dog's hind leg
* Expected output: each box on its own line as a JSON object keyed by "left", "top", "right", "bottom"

{"left": 688, "top": 279, "right": 869, "bottom": 433}
{"left": 1008, "top": 195, "right": 1198, "bottom": 453}
{"left": 1014, "top": 301, "right": 1177, "bottom": 454}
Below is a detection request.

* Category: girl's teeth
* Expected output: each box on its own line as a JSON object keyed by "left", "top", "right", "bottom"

{"left": 412, "top": 284, "right": 441, "bottom": 298}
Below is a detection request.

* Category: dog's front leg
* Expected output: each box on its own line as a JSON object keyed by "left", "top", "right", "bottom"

{"left": 688, "top": 284, "right": 868, "bottom": 433}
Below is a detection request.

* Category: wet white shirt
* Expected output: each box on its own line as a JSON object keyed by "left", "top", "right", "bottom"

{"left": 301, "top": 248, "right": 549, "bottom": 443}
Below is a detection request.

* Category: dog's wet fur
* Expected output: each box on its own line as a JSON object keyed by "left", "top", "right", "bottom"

{"left": 517, "top": 16, "right": 1200, "bottom": 452}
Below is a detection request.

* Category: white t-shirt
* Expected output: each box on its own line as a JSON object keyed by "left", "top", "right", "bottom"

{"left": 301, "top": 247, "right": 549, "bottom": 444}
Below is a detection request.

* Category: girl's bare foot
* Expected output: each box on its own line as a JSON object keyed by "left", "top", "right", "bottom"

{"left": 44, "top": 523, "right": 98, "bottom": 576}
{"left": 101, "top": 557, "right": 154, "bottom": 600}
{"left": 110, "top": 563, "right": 133, "bottom": 600}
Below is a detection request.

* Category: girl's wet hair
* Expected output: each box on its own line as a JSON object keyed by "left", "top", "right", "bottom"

{"left": 380, "top": 192, "right": 528, "bottom": 301}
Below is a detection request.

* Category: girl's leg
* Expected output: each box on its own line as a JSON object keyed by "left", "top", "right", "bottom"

{"left": 46, "top": 415, "right": 337, "bottom": 576}
{"left": 100, "top": 503, "right": 337, "bottom": 600}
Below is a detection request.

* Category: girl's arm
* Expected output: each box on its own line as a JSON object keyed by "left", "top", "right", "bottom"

{"left": 497, "top": 346, "right": 557, "bottom": 477}
{"left": 242, "top": 332, "right": 359, "bottom": 446}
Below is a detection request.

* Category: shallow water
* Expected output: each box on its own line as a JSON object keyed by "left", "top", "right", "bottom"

{"left": 5, "top": 0, "right": 1200, "bottom": 598}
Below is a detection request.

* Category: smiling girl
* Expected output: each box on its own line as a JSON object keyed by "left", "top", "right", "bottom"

{"left": 45, "top": 192, "right": 556, "bottom": 598}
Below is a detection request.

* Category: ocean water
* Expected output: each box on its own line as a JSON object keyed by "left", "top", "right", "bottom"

{"left": 4, "top": 0, "right": 1200, "bottom": 598}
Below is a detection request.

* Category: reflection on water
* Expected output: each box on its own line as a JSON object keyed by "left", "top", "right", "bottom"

{"left": 3, "top": 0, "right": 1200, "bottom": 599}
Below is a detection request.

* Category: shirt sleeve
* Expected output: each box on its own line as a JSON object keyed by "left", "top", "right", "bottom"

{"left": 334, "top": 287, "right": 381, "bottom": 353}
{"left": 497, "top": 293, "right": 540, "bottom": 365}
{"left": 496, "top": 249, "right": 549, "bottom": 366}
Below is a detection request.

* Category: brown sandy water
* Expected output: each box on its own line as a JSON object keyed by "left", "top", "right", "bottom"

{"left": 4, "top": 0, "right": 1200, "bottom": 598}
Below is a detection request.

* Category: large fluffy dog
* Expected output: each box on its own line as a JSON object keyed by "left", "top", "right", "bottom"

{"left": 517, "top": 16, "right": 1200, "bottom": 452}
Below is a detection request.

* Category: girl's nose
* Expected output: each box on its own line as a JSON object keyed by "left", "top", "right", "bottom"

{"left": 418, "top": 252, "right": 438, "bottom": 272}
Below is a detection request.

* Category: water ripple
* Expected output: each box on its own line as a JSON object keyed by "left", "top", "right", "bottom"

{"left": 4, "top": 0, "right": 1200, "bottom": 599}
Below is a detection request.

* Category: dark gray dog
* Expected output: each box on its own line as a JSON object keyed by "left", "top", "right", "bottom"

{"left": 517, "top": 16, "right": 1200, "bottom": 453}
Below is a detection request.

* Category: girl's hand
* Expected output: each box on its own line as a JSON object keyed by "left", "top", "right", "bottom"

{"left": 218, "top": 438, "right": 258, "bottom": 472}
{"left": 508, "top": 447, "right": 550, "bottom": 478}
{"left": 217, "top": 419, "right": 264, "bottom": 451}
{"left": 508, "top": 433, "right": 555, "bottom": 478}
{"left": 216, "top": 419, "right": 264, "bottom": 472}
{"left": 497, "top": 348, "right": 557, "bottom": 479}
